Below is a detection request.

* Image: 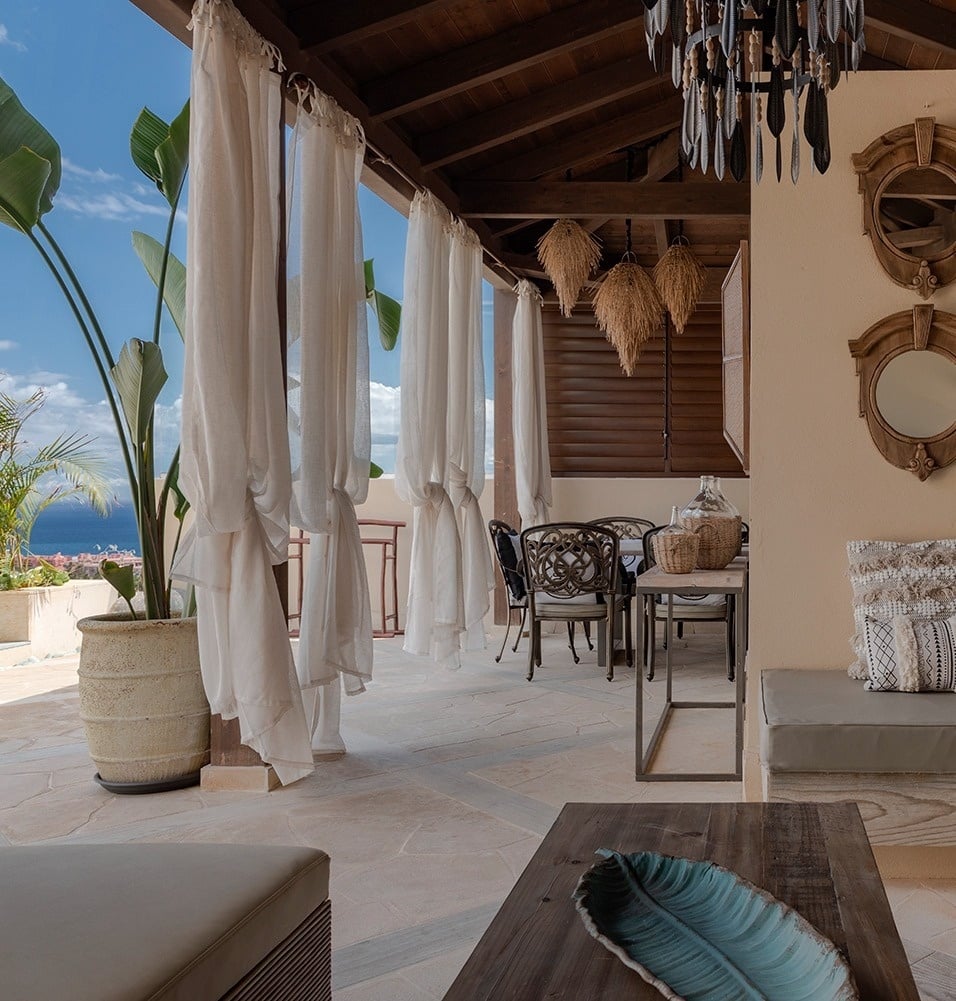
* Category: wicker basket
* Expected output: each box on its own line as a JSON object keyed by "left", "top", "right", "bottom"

{"left": 653, "top": 530, "right": 699, "bottom": 574}
{"left": 686, "top": 514, "right": 742, "bottom": 570}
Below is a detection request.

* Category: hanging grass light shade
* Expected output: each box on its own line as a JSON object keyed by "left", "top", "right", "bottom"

{"left": 653, "top": 239, "right": 707, "bottom": 334}
{"left": 536, "top": 219, "right": 601, "bottom": 318}
{"left": 594, "top": 260, "right": 663, "bottom": 377}
{"left": 593, "top": 218, "right": 662, "bottom": 377}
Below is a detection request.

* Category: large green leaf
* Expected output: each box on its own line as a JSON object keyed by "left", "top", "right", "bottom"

{"left": 369, "top": 461, "right": 384, "bottom": 479}
{"left": 130, "top": 107, "right": 167, "bottom": 188}
{"left": 154, "top": 100, "right": 189, "bottom": 208}
{"left": 130, "top": 101, "right": 189, "bottom": 207}
{"left": 0, "top": 76, "right": 61, "bottom": 218}
{"left": 0, "top": 148, "right": 51, "bottom": 232}
{"left": 132, "top": 231, "right": 186, "bottom": 339}
{"left": 364, "top": 259, "right": 401, "bottom": 351}
{"left": 369, "top": 289, "right": 401, "bottom": 351}
{"left": 110, "top": 339, "right": 168, "bottom": 448}
{"left": 100, "top": 559, "right": 137, "bottom": 619}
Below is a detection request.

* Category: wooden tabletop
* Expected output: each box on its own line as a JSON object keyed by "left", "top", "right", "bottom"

{"left": 443, "top": 802, "right": 917, "bottom": 1000}
{"left": 635, "top": 562, "right": 747, "bottom": 594}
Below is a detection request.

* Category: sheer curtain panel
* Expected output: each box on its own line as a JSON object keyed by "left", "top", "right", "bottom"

{"left": 396, "top": 192, "right": 492, "bottom": 666}
{"left": 287, "top": 81, "right": 373, "bottom": 754}
{"left": 512, "top": 280, "right": 553, "bottom": 528}
{"left": 176, "top": 0, "right": 313, "bottom": 785}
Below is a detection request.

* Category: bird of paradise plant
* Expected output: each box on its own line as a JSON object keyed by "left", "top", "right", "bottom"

{"left": 0, "top": 76, "right": 188, "bottom": 619}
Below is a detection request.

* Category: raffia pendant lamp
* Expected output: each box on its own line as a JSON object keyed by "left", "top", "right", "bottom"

{"left": 653, "top": 238, "right": 706, "bottom": 334}
{"left": 536, "top": 218, "right": 601, "bottom": 317}
{"left": 593, "top": 220, "right": 662, "bottom": 377}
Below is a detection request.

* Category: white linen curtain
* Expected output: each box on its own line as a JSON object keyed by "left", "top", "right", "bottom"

{"left": 395, "top": 192, "right": 492, "bottom": 666}
{"left": 176, "top": 0, "right": 313, "bottom": 785}
{"left": 286, "top": 81, "right": 372, "bottom": 754}
{"left": 512, "top": 280, "right": 553, "bottom": 528}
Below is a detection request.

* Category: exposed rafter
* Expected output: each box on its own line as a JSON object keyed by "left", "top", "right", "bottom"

{"left": 473, "top": 100, "right": 683, "bottom": 181}
{"left": 418, "top": 56, "right": 661, "bottom": 170}
{"left": 459, "top": 181, "right": 750, "bottom": 219}
{"left": 362, "top": 0, "right": 645, "bottom": 121}
{"left": 289, "top": 1, "right": 449, "bottom": 53}
{"left": 866, "top": 0, "right": 956, "bottom": 57}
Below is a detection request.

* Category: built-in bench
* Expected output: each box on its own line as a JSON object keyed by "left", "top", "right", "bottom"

{"left": 760, "top": 669, "right": 956, "bottom": 848}
{"left": 1, "top": 843, "right": 331, "bottom": 1001}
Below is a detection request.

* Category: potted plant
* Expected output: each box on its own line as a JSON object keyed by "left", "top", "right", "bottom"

{"left": 0, "top": 77, "right": 208, "bottom": 793}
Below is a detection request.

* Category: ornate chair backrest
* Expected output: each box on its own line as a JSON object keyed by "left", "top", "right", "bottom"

{"left": 520, "top": 523, "right": 619, "bottom": 602}
{"left": 589, "top": 516, "right": 654, "bottom": 541}
{"left": 488, "top": 519, "right": 526, "bottom": 605}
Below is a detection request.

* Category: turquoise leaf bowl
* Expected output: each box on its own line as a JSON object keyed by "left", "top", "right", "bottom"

{"left": 573, "top": 850, "right": 859, "bottom": 1001}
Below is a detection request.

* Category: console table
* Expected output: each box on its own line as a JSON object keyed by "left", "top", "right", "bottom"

{"left": 443, "top": 802, "right": 918, "bottom": 1001}
{"left": 633, "top": 561, "right": 747, "bottom": 781}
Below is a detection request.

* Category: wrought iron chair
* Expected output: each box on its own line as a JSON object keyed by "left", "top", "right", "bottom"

{"left": 488, "top": 519, "right": 528, "bottom": 663}
{"left": 589, "top": 517, "right": 652, "bottom": 668}
{"left": 642, "top": 524, "right": 734, "bottom": 683}
{"left": 520, "top": 523, "right": 620, "bottom": 682}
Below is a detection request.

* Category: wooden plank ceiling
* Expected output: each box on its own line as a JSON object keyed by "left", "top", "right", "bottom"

{"left": 137, "top": 0, "right": 956, "bottom": 292}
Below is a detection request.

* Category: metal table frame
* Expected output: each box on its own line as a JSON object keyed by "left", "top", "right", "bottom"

{"left": 634, "top": 561, "right": 748, "bottom": 781}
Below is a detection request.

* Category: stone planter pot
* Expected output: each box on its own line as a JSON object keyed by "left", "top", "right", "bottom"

{"left": 77, "top": 614, "right": 210, "bottom": 794}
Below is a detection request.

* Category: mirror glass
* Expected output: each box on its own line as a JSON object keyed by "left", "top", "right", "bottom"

{"left": 876, "top": 349, "right": 956, "bottom": 439}
{"left": 878, "top": 167, "right": 956, "bottom": 260}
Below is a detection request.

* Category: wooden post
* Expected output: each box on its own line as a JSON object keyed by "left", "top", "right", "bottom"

{"left": 493, "top": 288, "right": 519, "bottom": 624}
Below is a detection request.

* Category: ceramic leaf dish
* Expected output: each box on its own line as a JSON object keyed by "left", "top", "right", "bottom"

{"left": 573, "top": 850, "right": 859, "bottom": 1001}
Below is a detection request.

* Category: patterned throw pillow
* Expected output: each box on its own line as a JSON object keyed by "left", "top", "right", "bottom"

{"left": 847, "top": 539, "right": 956, "bottom": 680}
{"left": 862, "top": 616, "right": 956, "bottom": 692}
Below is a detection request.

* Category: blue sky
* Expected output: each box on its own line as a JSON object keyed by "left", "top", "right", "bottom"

{"left": 0, "top": 1, "right": 494, "bottom": 504}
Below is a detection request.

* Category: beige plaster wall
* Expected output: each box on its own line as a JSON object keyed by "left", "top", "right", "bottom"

{"left": 746, "top": 71, "right": 956, "bottom": 794}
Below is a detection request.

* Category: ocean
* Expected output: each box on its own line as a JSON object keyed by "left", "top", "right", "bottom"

{"left": 30, "top": 505, "right": 141, "bottom": 557}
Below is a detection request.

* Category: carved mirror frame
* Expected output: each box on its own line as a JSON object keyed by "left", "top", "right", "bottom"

{"left": 848, "top": 306, "right": 956, "bottom": 480}
{"left": 853, "top": 118, "right": 956, "bottom": 299}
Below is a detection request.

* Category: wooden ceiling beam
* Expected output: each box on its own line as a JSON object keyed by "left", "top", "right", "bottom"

{"left": 459, "top": 181, "right": 750, "bottom": 219}
{"left": 362, "top": 0, "right": 645, "bottom": 121}
{"left": 473, "top": 99, "right": 683, "bottom": 181}
{"left": 290, "top": 1, "right": 449, "bottom": 53}
{"left": 418, "top": 56, "right": 661, "bottom": 170}
{"left": 865, "top": 0, "right": 956, "bottom": 56}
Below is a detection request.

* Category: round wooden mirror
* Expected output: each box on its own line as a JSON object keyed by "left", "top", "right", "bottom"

{"left": 854, "top": 119, "right": 956, "bottom": 299}
{"left": 849, "top": 307, "right": 956, "bottom": 481}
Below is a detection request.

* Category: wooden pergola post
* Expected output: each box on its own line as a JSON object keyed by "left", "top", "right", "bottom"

{"left": 493, "top": 288, "right": 518, "bottom": 625}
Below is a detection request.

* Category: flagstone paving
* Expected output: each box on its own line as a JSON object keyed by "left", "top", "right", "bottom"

{"left": 1, "top": 627, "right": 954, "bottom": 999}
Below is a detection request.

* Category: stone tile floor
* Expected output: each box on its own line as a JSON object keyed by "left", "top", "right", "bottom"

{"left": 1, "top": 624, "right": 954, "bottom": 999}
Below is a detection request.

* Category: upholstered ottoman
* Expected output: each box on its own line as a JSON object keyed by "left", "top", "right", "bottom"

{"left": 1, "top": 844, "right": 331, "bottom": 1001}
{"left": 760, "top": 669, "right": 956, "bottom": 847}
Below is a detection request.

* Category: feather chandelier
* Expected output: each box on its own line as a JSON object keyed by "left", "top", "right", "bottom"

{"left": 642, "top": 0, "right": 866, "bottom": 183}
{"left": 536, "top": 219, "right": 602, "bottom": 317}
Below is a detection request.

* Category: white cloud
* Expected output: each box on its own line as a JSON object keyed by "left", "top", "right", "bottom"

{"left": 56, "top": 191, "right": 172, "bottom": 223}
{"left": 0, "top": 340, "right": 17, "bottom": 351}
{"left": 0, "top": 25, "right": 26, "bottom": 52}
{"left": 0, "top": 371, "right": 182, "bottom": 497}
{"left": 61, "top": 158, "right": 121, "bottom": 184}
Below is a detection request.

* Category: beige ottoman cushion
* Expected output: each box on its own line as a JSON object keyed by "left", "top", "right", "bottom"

{"left": 1, "top": 843, "right": 329, "bottom": 1001}
{"left": 761, "top": 669, "right": 956, "bottom": 773}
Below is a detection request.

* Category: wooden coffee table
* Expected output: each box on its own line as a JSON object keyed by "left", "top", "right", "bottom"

{"left": 443, "top": 803, "right": 918, "bottom": 1000}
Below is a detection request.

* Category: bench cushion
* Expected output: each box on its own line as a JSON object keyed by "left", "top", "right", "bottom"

{"left": 761, "top": 669, "right": 956, "bottom": 774}
{"left": 1, "top": 843, "right": 329, "bottom": 1001}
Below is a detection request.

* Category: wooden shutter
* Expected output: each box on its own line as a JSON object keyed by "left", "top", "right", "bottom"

{"left": 542, "top": 308, "right": 666, "bottom": 476}
{"left": 669, "top": 304, "right": 745, "bottom": 475}
{"left": 541, "top": 303, "right": 745, "bottom": 478}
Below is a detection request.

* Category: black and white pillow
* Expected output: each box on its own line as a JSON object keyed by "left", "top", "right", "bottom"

{"left": 862, "top": 616, "right": 956, "bottom": 692}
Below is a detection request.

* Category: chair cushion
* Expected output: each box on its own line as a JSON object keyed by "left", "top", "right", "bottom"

{"left": 493, "top": 531, "right": 526, "bottom": 602}
{"left": 536, "top": 601, "right": 607, "bottom": 619}
{"left": 0, "top": 843, "right": 330, "bottom": 1001}
{"left": 761, "top": 668, "right": 956, "bottom": 774}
